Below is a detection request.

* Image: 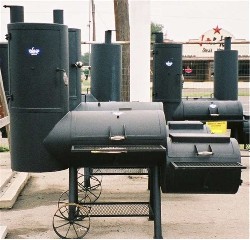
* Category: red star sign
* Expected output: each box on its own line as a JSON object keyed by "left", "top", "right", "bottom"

{"left": 213, "top": 25, "right": 222, "bottom": 34}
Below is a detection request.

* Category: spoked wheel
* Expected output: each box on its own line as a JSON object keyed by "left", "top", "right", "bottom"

{"left": 53, "top": 203, "right": 90, "bottom": 239}
{"left": 77, "top": 169, "right": 102, "bottom": 202}
{"left": 58, "top": 190, "right": 91, "bottom": 210}
{"left": 77, "top": 168, "right": 103, "bottom": 190}
{"left": 78, "top": 175, "right": 102, "bottom": 202}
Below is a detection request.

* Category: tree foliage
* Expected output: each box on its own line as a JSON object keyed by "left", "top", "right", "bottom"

{"left": 81, "top": 52, "right": 90, "bottom": 66}
{"left": 151, "top": 22, "right": 164, "bottom": 34}
{"left": 151, "top": 22, "right": 164, "bottom": 41}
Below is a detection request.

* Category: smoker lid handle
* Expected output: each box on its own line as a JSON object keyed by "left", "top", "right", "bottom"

{"left": 196, "top": 151, "right": 214, "bottom": 156}
{"left": 110, "top": 136, "right": 126, "bottom": 141}
{"left": 210, "top": 113, "right": 220, "bottom": 117}
{"left": 195, "top": 144, "right": 214, "bottom": 156}
{"left": 109, "top": 124, "right": 127, "bottom": 141}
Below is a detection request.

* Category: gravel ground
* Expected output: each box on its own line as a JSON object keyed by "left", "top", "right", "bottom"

{"left": 0, "top": 150, "right": 249, "bottom": 239}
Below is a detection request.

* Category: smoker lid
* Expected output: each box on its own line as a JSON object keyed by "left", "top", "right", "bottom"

{"left": 166, "top": 136, "right": 240, "bottom": 159}
{"left": 169, "top": 133, "right": 230, "bottom": 143}
{"left": 72, "top": 110, "right": 167, "bottom": 144}
{"left": 44, "top": 110, "right": 168, "bottom": 159}
{"left": 173, "top": 100, "right": 244, "bottom": 121}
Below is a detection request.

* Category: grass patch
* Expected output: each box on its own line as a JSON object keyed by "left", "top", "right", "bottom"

{"left": 238, "top": 91, "right": 250, "bottom": 97}
{"left": 80, "top": 79, "right": 249, "bottom": 98}
{"left": 240, "top": 144, "right": 249, "bottom": 150}
{"left": 0, "top": 146, "right": 9, "bottom": 152}
{"left": 81, "top": 78, "right": 91, "bottom": 93}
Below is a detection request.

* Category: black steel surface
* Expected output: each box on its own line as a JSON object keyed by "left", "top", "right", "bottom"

{"left": 169, "top": 133, "right": 230, "bottom": 143}
{"left": 152, "top": 42, "right": 182, "bottom": 122}
{"left": 168, "top": 121, "right": 204, "bottom": 130}
{"left": 173, "top": 100, "right": 243, "bottom": 121}
{"left": 214, "top": 37, "right": 238, "bottom": 101}
{"left": 242, "top": 115, "right": 250, "bottom": 146}
{"left": 75, "top": 101, "right": 164, "bottom": 111}
{"left": 68, "top": 28, "right": 82, "bottom": 110}
{"left": 72, "top": 145, "right": 166, "bottom": 153}
{"left": 161, "top": 134, "right": 243, "bottom": 194}
{"left": 8, "top": 23, "right": 69, "bottom": 172}
{"left": 166, "top": 121, "right": 211, "bottom": 136}
{"left": 91, "top": 39, "right": 122, "bottom": 101}
{"left": 0, "top": 43, "right": 9, "bottom": 96}
{"left": 44, "top": 110, "right": 167, "bottom": 165}
{"left": 53, "top": 9, "right": 64, "bottom": 24}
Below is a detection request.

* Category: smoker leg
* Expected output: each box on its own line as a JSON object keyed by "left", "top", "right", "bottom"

{"left": 149, "top": 168, "right": 154, "bottom": 221}
{"left": 148, "top": 168, "right": 151, "bottom": 190}
{"left": 151, "top": 165, "right": 163, "bottom": 239}
{"left": 69, "top": 166, "right": 78, "bottom": 220}
{"left": 84, "top": 168, "right": 91, "bottom": 188}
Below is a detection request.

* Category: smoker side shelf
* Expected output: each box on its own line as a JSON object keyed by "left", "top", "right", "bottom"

{"left": 81, "top": 202, "right": 151, "bottom": 217}
{"left": 170, "top": 162, "right": 246, "bottom": 170}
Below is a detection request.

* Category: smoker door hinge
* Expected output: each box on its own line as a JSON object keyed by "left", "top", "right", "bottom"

{"left": 5, "top": 33, "right": 11, "bottom": 40}
{"left": 6, "top": 94, "right": 14, "bottom": 103}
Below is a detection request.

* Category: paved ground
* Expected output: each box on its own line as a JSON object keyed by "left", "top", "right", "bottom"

{"left": 0, "top": 149, "right": 249, "bottom": 239}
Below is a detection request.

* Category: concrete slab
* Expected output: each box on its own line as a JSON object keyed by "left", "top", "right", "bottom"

{"left": 0, "top": 172, "right": 30, "bottom": 209}
{"left": 0, "top": 169, "right": 15, "bottom": 192}
{"left": 0, "top": 226, "right": 7, "bottom": 239}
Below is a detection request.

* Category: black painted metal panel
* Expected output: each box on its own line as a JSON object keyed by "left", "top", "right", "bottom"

{"left": 8, "top": 23, "right": 69, "bottom": 172}
{"left": 152, "top": 43, "right": 182, "bottom": 121}
{"left": 91, "top": 43, "right": 122, "bottom": 101}
{"left": 68, "top": 28, "right": 82, "bottom": 110}
{"left": 0, "top": 43, "right": 9, "bottom": 96}
{"left": 214, "top": 44, "right": 238, "bottom": 100}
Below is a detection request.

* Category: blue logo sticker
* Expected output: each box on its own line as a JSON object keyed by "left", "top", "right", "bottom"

{"left": 165, "top": 61, "right": 173, "bottom": 67}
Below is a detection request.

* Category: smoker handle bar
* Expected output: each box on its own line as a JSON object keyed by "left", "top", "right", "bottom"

{"left": 71, "top": 145, "right": 166, "bottom": 153}
{"left": 91, "top": 150, "right": 127, "bottom": 154}
{"left": 194, "top": 144, "right": 213, "bottom": 156}
{"left": 196, "top": 151, "right": 213, "bottom": 156}
{"left": 110, "top": 136, "right": 126, "bottom": 141}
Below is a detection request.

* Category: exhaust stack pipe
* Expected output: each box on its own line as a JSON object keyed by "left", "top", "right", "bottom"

{"left": 3, "top": 5, "right": 24, "bottom": 23}
{"left": 53, "top": 9, "right": 64, "bottom": 24}
{"left": 214, "top": 37, "right": 238, "bottom": 100}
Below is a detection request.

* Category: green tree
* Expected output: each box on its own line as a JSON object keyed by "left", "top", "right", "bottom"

{"left": 81, "top": 52, "right": 90, "bottom": 66}
{"left": 151, "top": 22, "right": 164, "bottom": 41}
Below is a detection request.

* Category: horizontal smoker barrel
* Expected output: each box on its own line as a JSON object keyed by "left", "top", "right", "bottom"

{"left": 75, "top": 102, "right": 164, "bottom": 111}
{"left": 172, "top": 100, "right": 244, "bottom": 142}
{"left": 173, "top": 100, "right": 243, "bottom": 121}
{"left": 161, "top": 133, "right": 245, "bottom": 194}
{"left": 44, "top": 110, "right": 167, "bottom": 168}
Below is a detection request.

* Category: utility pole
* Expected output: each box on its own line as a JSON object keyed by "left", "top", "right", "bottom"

{"left": 91, "top": 0, "right": 96, "bottom": 41}
{"left": 114, "top": 0, "right": 130, "bottom": 101}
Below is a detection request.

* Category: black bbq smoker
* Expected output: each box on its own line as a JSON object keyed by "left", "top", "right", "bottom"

{"left": 5, "top": 7, "right": 246, "bottom": 239}
{"left": 152, "top": 32, "right": 249, "bottom": 147}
